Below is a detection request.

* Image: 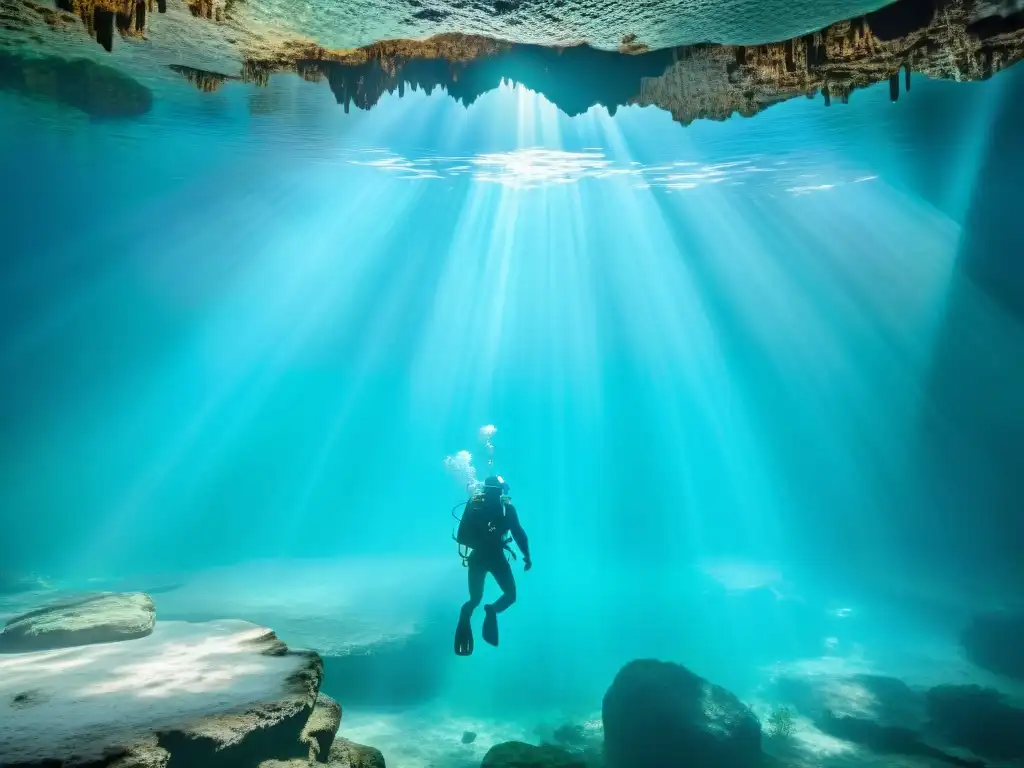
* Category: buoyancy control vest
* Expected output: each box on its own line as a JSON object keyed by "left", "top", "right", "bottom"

{"left": 456, "top": 491, "right": 509, "bottom": 550}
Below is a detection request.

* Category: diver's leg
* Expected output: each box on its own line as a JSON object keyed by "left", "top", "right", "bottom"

{"left": 488, "top": 554, "right": 517, "bottom": 614}
{"left": 461, "top": 553, "right": 486, "bottom": 619}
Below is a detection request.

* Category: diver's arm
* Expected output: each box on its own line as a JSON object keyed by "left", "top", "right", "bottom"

{"left": 506, "top": 505, "right": 531, "bottom": 565}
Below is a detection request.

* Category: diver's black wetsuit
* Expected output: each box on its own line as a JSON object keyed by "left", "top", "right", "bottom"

{"left": 461, "top": 503, "right": 530, "bottom": 619}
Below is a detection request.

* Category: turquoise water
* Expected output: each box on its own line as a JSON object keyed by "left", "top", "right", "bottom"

{"left": 2, "top": 57, "right": 1024, "bottom": 768}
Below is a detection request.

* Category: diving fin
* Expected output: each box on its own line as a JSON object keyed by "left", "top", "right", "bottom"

{"left": 482, "top": 605, "right": 499, "bottom": 647}
{"left": 454, "top": 611, "right": 474, "bottom": 656}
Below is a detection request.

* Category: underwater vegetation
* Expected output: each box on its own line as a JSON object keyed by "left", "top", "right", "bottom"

{"left": 765, "top": 706, "right": 795, "bottom": 740}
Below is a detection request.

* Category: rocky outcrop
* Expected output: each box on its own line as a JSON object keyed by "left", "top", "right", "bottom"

{"left": 814, "top": 709, "right": 985, "bottom": 767}
{"left": 0, "top": 619, "right": 324, "bottom": 767}
{"left": 602, "top": 659, "right": 762, "bottom": 768}
{"left": 762, "top": 668, "right": 1012, "bottom": 767}
{"left": 0, "top": 592, "right": 155, "bottom": 653}
{"left": 239, "top": 34, "right": 511, "bottom": 91}
{"left": 52, "top": 0, "right": 160, "bottom": 51}
{"left": 185, "top": 0, "right": 224, "bottom": 21}
{"left": 234, "top": 0, "right": 1024, "bottom": 127}
{"left": 325, "top": 738, "right": 386, "bottom": 768}
{"left": 0, "top": 0, "right": 77, "bottom": 36}
{"left": 481, "top": 741, "right": 587, "bottom": 768}
{"left": 256, "top": 737, "right": 385, "bottom": 768}
{"left": 257, "top": 738, "right": 384, "bottom": 768}
{"left": 7, "top": 0, "right": 1024, "bottom": 122}
{"left": 635, "top": 0, "right": 1024, "bottom": 125}
{"left": 926, "top": 684, "right": 1024, "bottom": 763}
{"left": 302, "top": 694, "right": 342, "bottom": 762}
{"left": 960, "top": 609, "right": 1024, "bottom": 681}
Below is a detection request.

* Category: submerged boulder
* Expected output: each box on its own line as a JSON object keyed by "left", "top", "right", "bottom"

{"left": 481, "top": 741, "right": 586, "bottom": 768}
{"left": 926, "top": 684, "right": 1024, "bottom": 763}
{"left": 602, "top": 659, "right": 762, "bottom": 768}
{"left": 0, "top": 619, "right": 322, "bottom": 767}
{"left": 327, "top": 737, "right": 386, "bottom": 768}
{"left": 259, "top": 742, "right": 385, "bottom": 768}
{"left": 302, "top": 693, "right": 343, "bottom": 761}
{"left": 960, "top": 610, "right": 1024, "bottom": 681}
{"left": 0, "top": 591, "right": 155, "bottom": 653}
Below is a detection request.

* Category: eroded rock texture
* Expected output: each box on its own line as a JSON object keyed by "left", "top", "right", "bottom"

{"left": 228, "top": 0, "right": 1024, "bottom": 126}
{"left": 0, "top": 619, "right": 325, "bottom": 767}
{"left": 602, "top": 659, "right": 762, "bottom": 768}
{"left": 637, "top": 0, "right": 1024, "bottom": 124}
{"left": 53, "top": 0, "right": 158, "bottom": 50}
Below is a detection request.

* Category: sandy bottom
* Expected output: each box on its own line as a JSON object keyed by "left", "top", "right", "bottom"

{"left": 341, "top": 708, "right": 541, "bottom": 768}
{"left": 5, "top": 558, "right": 1022, "bottom": 768}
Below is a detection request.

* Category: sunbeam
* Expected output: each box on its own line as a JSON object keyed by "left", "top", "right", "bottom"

{"left": 4, "top": 46, "right": 1024, "bottom": 768}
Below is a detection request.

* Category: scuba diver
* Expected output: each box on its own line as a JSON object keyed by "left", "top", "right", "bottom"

{"left": 453, "top": 474, "right": 531, "bottom": 656}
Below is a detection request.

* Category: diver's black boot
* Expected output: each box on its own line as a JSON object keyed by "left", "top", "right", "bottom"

{"left": 482, "top": 605, "right": 499, "bottom": 647}
{"left": 454, "top": 608, "right": 474, "bottom": 656}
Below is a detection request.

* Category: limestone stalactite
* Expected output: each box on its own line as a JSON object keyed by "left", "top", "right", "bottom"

{"left": 215, "top": 0, "right": 1024, "bottom": 127}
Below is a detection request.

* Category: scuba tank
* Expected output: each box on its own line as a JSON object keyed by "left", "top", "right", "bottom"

{"left": 451, "top": 476, "right": 515, "bottom": 567}
{"left": 446, "top": 426, "right": 515, "bottom": 565}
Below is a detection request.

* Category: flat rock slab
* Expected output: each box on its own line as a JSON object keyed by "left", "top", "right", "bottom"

{"left": 0, "top": 592, "right": 155, "bottom": 653}
{"left": 0, "top": 619, "right": 321, "bottom": 766}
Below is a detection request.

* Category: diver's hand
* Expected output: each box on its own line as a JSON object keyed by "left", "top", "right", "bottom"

{"left": 524, "top": 557, "right": 532, "bottom": 572}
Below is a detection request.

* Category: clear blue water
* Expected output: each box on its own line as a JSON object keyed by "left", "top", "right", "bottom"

{"left": 2, "top": 58, "right": 1024, "bottom": 768}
